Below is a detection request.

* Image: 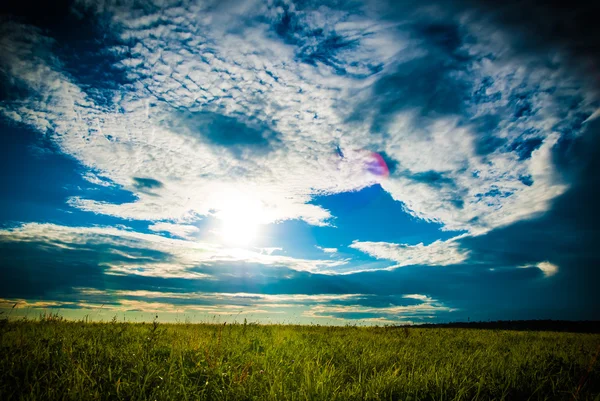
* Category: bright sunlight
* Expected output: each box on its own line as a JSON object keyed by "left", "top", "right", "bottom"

{"left": 213, "top": 190, "right": 267, "bottom": 247}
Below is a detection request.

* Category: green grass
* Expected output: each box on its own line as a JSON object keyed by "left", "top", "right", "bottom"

{"left": 1, "top": 315, "right": 599, "bottom": 400}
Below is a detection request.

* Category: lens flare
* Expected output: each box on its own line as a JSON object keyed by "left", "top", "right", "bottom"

{"left": 336, "top": 146, "right": 390, "bottom": 178}
{"left": 365, "top": 151, "right": 390, "bottom": 177}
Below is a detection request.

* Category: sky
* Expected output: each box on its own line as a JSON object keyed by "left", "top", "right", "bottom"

{"left": 1, "top": 0, "right": 599, "bottom": 325}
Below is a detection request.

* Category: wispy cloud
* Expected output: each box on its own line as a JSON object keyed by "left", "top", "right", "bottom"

{"left": 0, "top": 1, "right": 594, "bottom": 235}
{"left": 148, "top": 222, "right": 200, "bottom": 239}
{"left": 536, "top": 262, "right": 559, "bottom": 277}
{"left": 519, "top": 261, "right": 559, "bottom": 278}
{"left": 316, "top": 246, "right": 338, "bottom": 254}
{"left": 1, "top": 0, "right": 599, "bottom": 323}
{"left": 303, "top": 294, "right": 455, "bottom": 322}
{"left": 1, "top": 290, "right": 452, "bottom": 324}
{"left": 349, "top": 236, "right": 469, "bottom": 268}
{"left": 0, "top": 223, "right": 348, "bottom": 277}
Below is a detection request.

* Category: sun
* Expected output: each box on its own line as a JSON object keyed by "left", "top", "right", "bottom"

{"left": 220, "top": 213, "right": 260, "bottom": 246}
{"left": 213, "top": 190, "right": 266, "bottom": 247}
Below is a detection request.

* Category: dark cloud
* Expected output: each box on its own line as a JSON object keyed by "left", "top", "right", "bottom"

{"left": 270, "top": 4, "right": 382, "bottom": 77}
{"left": 1, "top": 0, "right": 599, "bottom": 324}
{"left": 474, "top": 187, "right": 513, "bottom": 202}
{"left": 0, "top": 0, "right": 130, "bottom": 107}
{"left": 460, "top": 0, "right": 600, "bottom": 84}
{"left": 170, "top": 110, "right": 281, "bottom": 157}
{"left": 329, "top": 294, "right": 423, "bottom": 308}
{"left": 509, "top": 136, "right": 544, "bottom": 161}
{"left": 65, "top": 291, "right": 427, "bottom": 313}
{"left": 463, "top": 120, "right": 600, "bottom": 265}
{"left": 0, "top": 232, "right": 173, "bottom": 299}
{"left": 407, "top": 170, "right": 456, "bottom": 188}
{"left": 335, "top": 264, "right": 593, "bottom": 321}
{"left": 458, "top": 119, "right": 600, "bottom": 316}
{"left": 376, "top": 0, "right": 600, "bottom": 85}
{"left": 509, "top": 91, "right": 536, "bottom": 119}
{"left": 352, "top": 0, "right": 599, "bottom": 165}
{"left": 298, "top": 34, "right": 359, "bottom": 73}
{"left": 0, "top": 222, "right": 596, "bottom": 321}
{"left": 470, "top": 115, "right": 506, "bottom": 155}
{"left": 354, "top": 53, "right": 469, "bottom": 132}
{"left": 519, "top": 175, "right": 534, "bottom": 187}
{"left": 132, "top": 177, "right": 163, "bottom": 194}
{"left": 0, "top": 59, "right": 32, "bottom": 104}
{"left": 412, "top": 21, "right": 466, "bottom": 58}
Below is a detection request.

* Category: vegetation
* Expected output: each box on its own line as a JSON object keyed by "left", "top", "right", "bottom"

{"left": 1, "top": 314, "right": 599, "bottom": 400}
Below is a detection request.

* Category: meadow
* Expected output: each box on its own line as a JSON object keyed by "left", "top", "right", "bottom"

{"left": 1, "top": 315, "right": 599, "bottom": 400}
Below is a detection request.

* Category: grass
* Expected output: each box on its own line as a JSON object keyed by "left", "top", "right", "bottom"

{"left": 1, "top": 314, "right": 599, "bottom": 400}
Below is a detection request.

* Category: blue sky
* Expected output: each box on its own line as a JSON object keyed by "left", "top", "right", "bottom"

{"left": 1, "top": 0, "right": 599, "bottom": 324}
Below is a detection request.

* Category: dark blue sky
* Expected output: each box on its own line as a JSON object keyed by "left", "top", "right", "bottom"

{"left": 0, "top": 0, "right": 599, "bottom": 324}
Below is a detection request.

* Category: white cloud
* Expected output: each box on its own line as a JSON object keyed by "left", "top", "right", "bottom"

{"left": 1, "top": 291, "right": 451, "bottom": 324}
{"left": 84, "top": 289, "right": 366, "bottom": 304}
{"left": 0, "top": 297, "right": 278, "bottom": 316}
{"left": 259, "top": 247, "right": 282, "bottom": 255}
{"left": 82, "top": 172, "right": 114, "bottom": 187}
{"left": 0, "top": 223, "right": 348, "bottom": 276}
{"left": 349, "top": 236, "right": 469, "bottom": 268}
{"left": 537, "top": 261, "right": 558, "bottom": 277}
{"left": 0, "top": 0, "right": 595, "bottom": 237}
{"left": 303, "top": 294, "right": 456, "bottom": 321}
{"left": 403, "top": 294, "right": 433, "bottom": 302}
{"left": 316, "top": 246, "right": 338, "bottom": 254}
{"left": 518, "top": 261, "right": 559, "bottom": 278}
{"left": 148, "top": 222, "right": 199, "bottom": 239}
{"left": 583, "top": 108, "right": 600, "bottom": 124}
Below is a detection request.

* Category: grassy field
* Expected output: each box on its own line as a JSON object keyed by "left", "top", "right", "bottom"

{"left": 1, "top": 316, "right": 599, "bottom": 400}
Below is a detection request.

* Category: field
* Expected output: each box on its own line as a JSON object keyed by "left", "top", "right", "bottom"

{"left": 1, "top": 316, "right": 599, "bottom": 400}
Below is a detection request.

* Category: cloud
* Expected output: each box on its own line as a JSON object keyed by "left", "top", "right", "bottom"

{"left": 259, "top": 247, "right": 282, "bottom": 255}
{"left": 349, "top": 236, "right": 469, "bottom": 268}
{"left": 75, "top": 289, "right": 368, "bottom": 307}
{"left": 303, "top": 294, "right": 455, "bottom": 322}
{"left": 0, "top": 297, "right": 277, "bottom": 316}
{"left": 403, "top": 294, "right": 434, "bottom": 302}
{"left": 1, "top": 0, "right": 600, "bottom": 323}
{"left": 82, "top": 172, "right": 114, "bottom": 187}
{"left": 148, "top": 222, "right": 199, "bottom": 239}
{"left": 170, "top": 110, "right": 281, "bottom": 156}
{"left": 132, "top": 177, "right": 163, "bottom": 192}
{"left": 583, "top": 108, "right": 600, "bottom": 124}
{"left": 0, "top": 218, "right": 596, "bottom": 321}
{"left": 316, "top": 246, "right": 338, "bottom": 254}
{"left": 0, "top": 223, "right": 348, "bottom": 281}
{"left": 0, "top": 289, "right": 453, "bottom": 324}
{"left": 454, "top": 0, "right": 600, "bottom": 87}
{"left": 0, "top": 0, "right": 595, "bottom": 236}
{"left": 530, "top": 262, "right": 559, "bottom": 278}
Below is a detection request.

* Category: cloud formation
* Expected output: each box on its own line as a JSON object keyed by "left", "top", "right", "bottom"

{"left": 148, "top": 222, "right": 199, "bottom": 239}
{"left": 350, "top": 237, "right": 468, "bottom": 268}
{"left": 1, "top": 0, "right": 599, "bottom": 322}
{"left": 0, "top": 288, "right": 453, "bottom": 325}
{"left": 0, "top": 223, "right": 348, "bottom": 280}
{"left": 1, "top": 0, "right": 596, "bottom": 234}
{"left": 535, "top": 262, "right": 559, "bottom": 278}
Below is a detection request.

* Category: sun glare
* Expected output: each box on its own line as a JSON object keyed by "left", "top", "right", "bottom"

{"left": 214, "top": 190, "right": 266, "bottom": 247}
{"left": 220, "top": 214, "right": 260, "bottom": 246}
